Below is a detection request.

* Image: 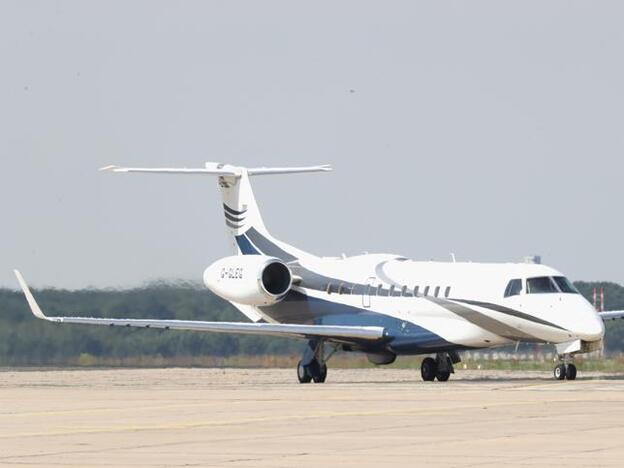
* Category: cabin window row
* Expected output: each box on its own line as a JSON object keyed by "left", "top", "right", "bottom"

{"left": 326, "top": 283, "right": 451, "bottom": 298}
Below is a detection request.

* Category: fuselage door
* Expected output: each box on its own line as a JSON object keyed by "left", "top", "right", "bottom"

{"left": 363, "top": 276, "right": 377, "bottom": 308}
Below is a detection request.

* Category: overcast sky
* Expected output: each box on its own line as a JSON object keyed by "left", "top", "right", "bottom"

{"left": 1, "top": 1, "right": 623, "bottom": 289}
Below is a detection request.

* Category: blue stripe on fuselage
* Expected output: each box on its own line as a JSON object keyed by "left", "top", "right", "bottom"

{"left": 260, "top": 290, "right": 465, "bottom": 354}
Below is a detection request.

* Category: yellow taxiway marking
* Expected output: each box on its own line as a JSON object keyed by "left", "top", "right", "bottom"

{"left": 2, "top": 396, "right": 617, "bottom": 439}
{"left": 3, "top": 380, "right": 618, "bottom": 419}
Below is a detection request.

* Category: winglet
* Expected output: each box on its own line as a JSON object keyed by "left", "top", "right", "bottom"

{"left": 13, "top": 270, "right": 49, "bottom": 320}
{"left": 98, "top": 165, "right": 119, "bottom": 172}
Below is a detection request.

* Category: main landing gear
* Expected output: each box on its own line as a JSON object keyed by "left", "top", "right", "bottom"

{"left": 554, "top": 355, "right": 577, "bottom": 381}
{"left": 297, "top": 339, "right": 334, "bottom": 384}
{"left": 421, "top": 352, "right": 460, "bottom": 382}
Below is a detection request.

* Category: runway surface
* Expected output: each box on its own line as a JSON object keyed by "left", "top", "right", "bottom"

{"left": 1, "top": 368, "right": 623, "bottom": 467}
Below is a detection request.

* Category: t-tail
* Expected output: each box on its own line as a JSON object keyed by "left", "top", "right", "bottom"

{"left": 99, "top": 162, "right": 331, "bottom": 262}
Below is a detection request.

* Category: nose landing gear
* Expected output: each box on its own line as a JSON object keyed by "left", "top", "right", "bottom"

{"left": 554, "top": 355, "right": 577, "bottom": 381}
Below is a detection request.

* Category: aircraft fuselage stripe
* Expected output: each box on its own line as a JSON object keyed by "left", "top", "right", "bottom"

{"left": 453, "top": 299, "right": 567, "bottom": 331}
{"left": 245, "top": 227, "right": 298, "bottom": 262}
{"left": 427, "top": 297, "right": 540, "bottom": 342}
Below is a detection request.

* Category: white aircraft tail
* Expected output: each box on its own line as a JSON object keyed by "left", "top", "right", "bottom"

{"left": 100, "top": 162, "right": 331, "bottom": 261}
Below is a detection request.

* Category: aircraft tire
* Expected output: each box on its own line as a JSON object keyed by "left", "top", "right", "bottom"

{"left": 436, "top": 370, "right": 451, "bottom": 382}
{"left": 297, "top": 360, "right": 312, "bottom": 383}
{"left": 421, "top": 357, "right": 437, "bottom": 381}
{"left": 565, "top": 364, "right": 577, "bottom": 380}
{"left": 554, "top": 364, "right": 566, "bottom": 380}
{"left": 313, "top": 362, "right": 328, "bottom": 383}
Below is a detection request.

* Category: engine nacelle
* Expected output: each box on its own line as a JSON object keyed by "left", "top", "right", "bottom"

{"left": 203, "top": 255, "right": 292, "bottom": 306}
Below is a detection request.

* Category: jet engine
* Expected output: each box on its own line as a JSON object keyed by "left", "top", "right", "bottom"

{"left": 203, "top": 255, "right": 292, "bottom": 306}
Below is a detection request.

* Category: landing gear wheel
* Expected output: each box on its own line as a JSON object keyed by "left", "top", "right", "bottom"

{"left": 297, "top": 360, "right": 312, "bottom": 383}
{"left": 436, "top": 370, "right": 451, "bottom": 382}
{"left": 554, "top": 363, "right": 567, "bottom": 380}
{"left": 565, "top": 364, "right": 577, "bottom": 380}
{"left": 421, "top": 357, "right": 437, "bottom": 381}
{"left": 313, "top": 362, "right": 327, "bottom": 383}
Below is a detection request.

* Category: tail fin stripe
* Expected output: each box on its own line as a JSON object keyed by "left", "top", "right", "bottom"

{"left": 223, "top": 204, "right": 247, "bottom": 216}
{"left": 235, "top": 235, "right": 260, "bottom": 255}
{"left": 226, "top": 220, "right": 244, "bottom": 230}
{"left": 224, "top": 211, "right": 245, "bottom": 223}
{"left": 245, "top": 227, "right": 297, "bottom": 262}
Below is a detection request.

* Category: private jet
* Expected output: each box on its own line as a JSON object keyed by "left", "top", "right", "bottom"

{"left": 15, "top": 163, "right": 624, "bottom": 382}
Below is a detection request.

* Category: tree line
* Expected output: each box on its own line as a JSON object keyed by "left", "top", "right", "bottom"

{"left": 0, "top": 280, "right": 623, "bottom": 365}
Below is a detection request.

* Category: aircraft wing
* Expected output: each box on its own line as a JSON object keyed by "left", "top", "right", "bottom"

{"left": 599, "top": 310, "right": 624, "bottom": 321}
{"left": 14, "top": 271, "right": 385, "bottom": 342}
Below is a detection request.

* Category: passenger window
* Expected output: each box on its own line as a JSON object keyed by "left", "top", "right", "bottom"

{"left": 444, "top": 286, "right": 451, "bottom": 298}
{"left": 413, "top": 286, "right": 419, "bottom": 296}
{"left": 389, "top": 285, "right": 395, "bottom": 297}
{"left": 504, "top": 279, "right": 522, "bottom": 298}
{"left": 338, "top": 283, "right": 344, "bottom": 294}
{"left": 377, "top": 284, "right": 383, "bottom": 296}
{"left": 424, "top": 286, "right": 430, "bottom": 296}
{"left": 526, "top": 277, "right": 558, "bottom": 294}
{"left": 434, "top": 286, "right": 440, "bottom": 297}
{"left": 401, "top": 285, "right": 412, "bottom": 297}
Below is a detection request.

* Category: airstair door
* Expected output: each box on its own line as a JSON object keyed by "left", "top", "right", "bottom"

{"left": 362, "top": 276, "right": 377, "bottom": 308}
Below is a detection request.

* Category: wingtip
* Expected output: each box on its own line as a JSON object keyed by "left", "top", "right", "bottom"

{"left": 13, "top": 269, "right": 24, "bottom": 284}
{"left": 13, "top": 270, "right": 48, "bottom": 320}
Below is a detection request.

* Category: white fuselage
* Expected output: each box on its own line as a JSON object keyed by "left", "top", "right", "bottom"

{"left": 248, "top": 252, "right": 605, "bottom": 353}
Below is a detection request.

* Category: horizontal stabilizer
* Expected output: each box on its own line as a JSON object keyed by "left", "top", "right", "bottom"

{"left": 248, "top": 164, "right": 331, "bottom": 176}
{"left": 14, "top": 271, "right": 384, "bottom": 342}
{"left": 100, "top": 162, "right": 332, "bottom": 177}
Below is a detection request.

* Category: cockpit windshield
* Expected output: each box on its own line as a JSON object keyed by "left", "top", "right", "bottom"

{"left": 552, "top": 276, "right": 580, "bottom": 294}
{"left": 503, "top": 279, "right": 523, "bottom": 297}
{"left": 526, "top": 277, "right": 558, "bottom": 294}
{"left": 526, "top": 276, "right": 579, "bottom": 295}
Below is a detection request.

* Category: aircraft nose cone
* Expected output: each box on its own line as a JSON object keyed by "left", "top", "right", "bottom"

{"left": 577, "top": 313, "right": 605, "bottom": 342}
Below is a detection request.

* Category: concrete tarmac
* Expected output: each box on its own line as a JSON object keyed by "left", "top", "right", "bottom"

{"left": 1, "top": 368, "right": 623, "bottom": 467}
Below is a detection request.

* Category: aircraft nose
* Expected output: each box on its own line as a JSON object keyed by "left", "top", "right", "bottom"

{"left": 576, "top": 309, "right": 605, "bottom": 342}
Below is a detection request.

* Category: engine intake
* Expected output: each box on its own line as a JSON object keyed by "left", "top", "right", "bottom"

{"left": 261, "top": 261, "right": 291, "bottom": 296}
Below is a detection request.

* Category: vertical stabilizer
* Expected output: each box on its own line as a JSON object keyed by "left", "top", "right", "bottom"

{"left": 100, "top": 162, "right": 331, "bottom": 262}
{"left": 219, "top": 168, "right": 269, "bottom": 239}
